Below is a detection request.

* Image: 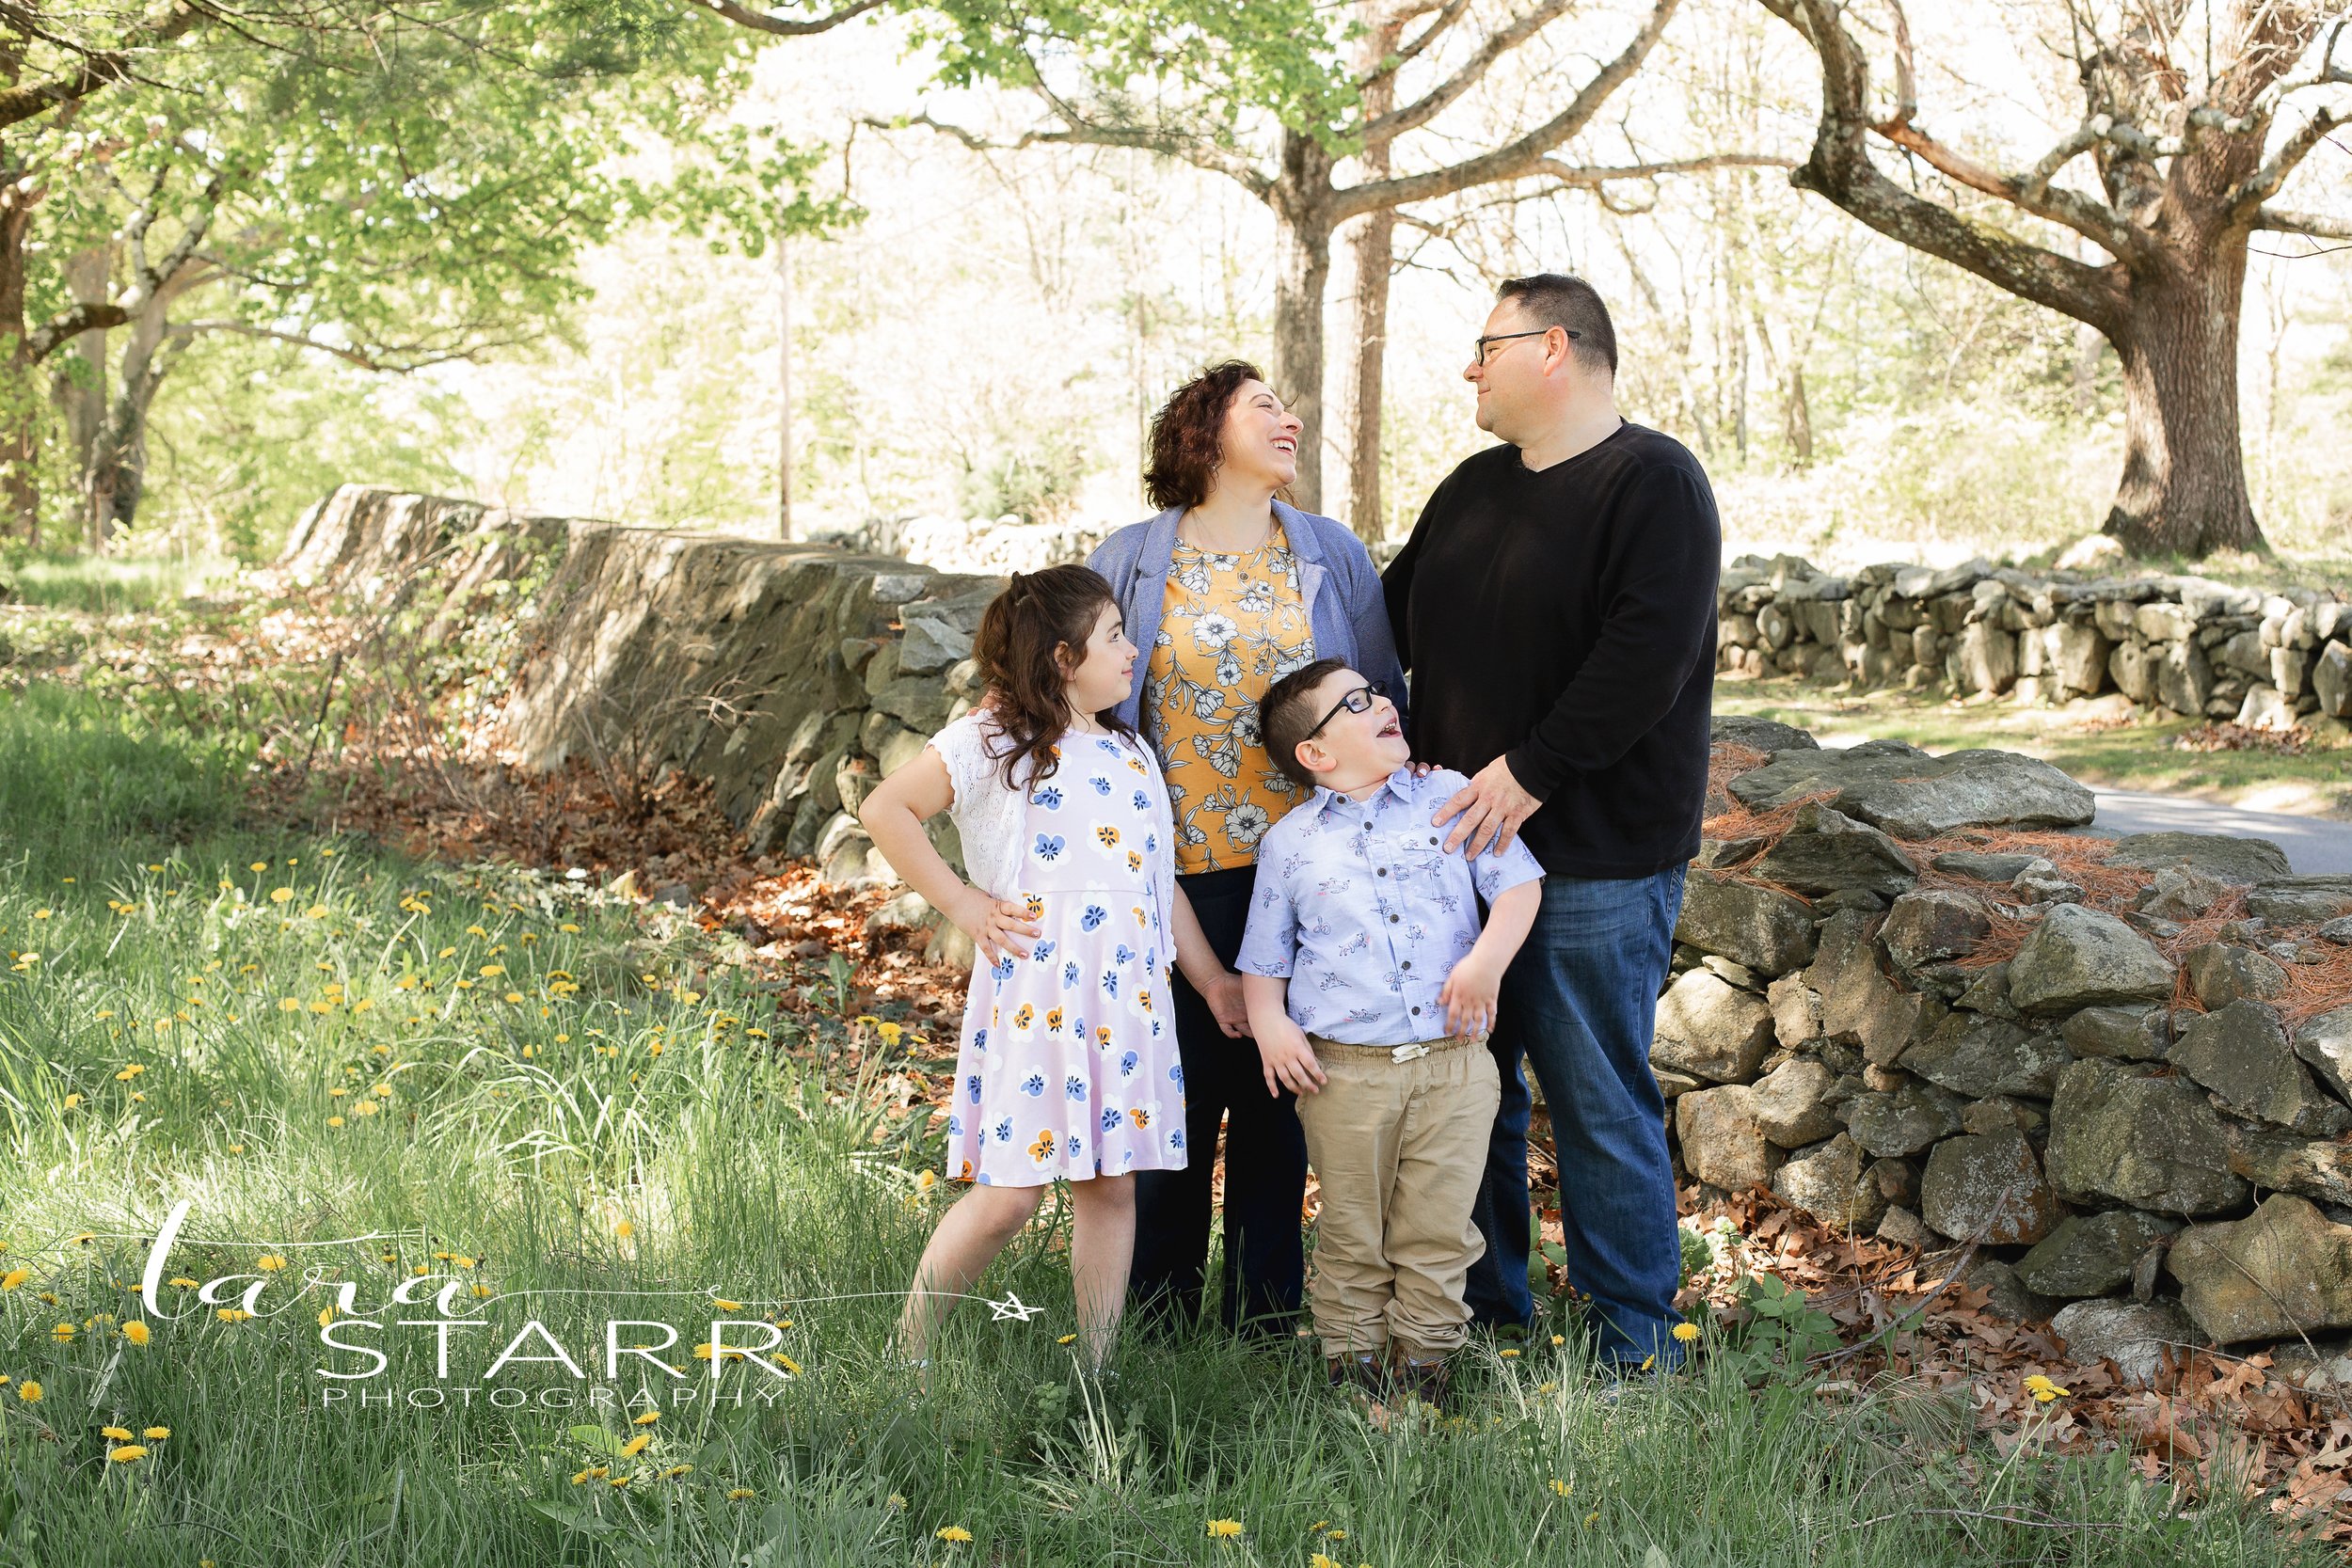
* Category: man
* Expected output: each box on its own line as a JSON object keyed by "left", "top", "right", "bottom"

{"left": 1381, "top": 273, "right": 1719, "bottom": 1372}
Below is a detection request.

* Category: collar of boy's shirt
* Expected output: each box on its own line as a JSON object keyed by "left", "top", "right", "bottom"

{"left": 1307, "top": 766, "right": 1420, "bottom": 822}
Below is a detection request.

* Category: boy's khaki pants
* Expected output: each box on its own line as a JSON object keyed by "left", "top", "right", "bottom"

{"left": 1295, "top": 1034, "right": 1501, "bottom": 1362}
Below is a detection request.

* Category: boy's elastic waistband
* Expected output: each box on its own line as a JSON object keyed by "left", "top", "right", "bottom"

{"left": 1308, "top": 1034, "right": 1482, "bottom": 1064}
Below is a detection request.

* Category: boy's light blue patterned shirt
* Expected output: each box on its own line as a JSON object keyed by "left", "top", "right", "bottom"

{"left": 1235, "top": 766, "right": 1545, "bottom": 1044}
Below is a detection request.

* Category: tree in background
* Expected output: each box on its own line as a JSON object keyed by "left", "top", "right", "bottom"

{"left": 883, "top": 0, "right": 1789, "bottom": 523}
{"left": 4, "top": 1, "right": 858, "bottom": 550}
{"left": 1763, "top": 0, "right": 2352, "bottom": 558}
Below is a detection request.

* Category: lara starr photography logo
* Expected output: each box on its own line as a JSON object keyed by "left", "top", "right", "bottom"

{"left": 119, "top": 1200, "right": 1041, "bottom": 1411}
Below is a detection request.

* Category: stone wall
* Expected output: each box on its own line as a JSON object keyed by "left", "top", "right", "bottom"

{"left": 1719, "top": 553, "right": 2352, "bottom": 732}
{"left": 1677, "top": 715, "right": 2352, "bottom": 1382}
{"left": 285, "top": 485, "right": 2352, "bottom": 1379}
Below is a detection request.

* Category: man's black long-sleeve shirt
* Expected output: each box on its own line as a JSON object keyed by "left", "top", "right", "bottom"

{"left": 1383, "top": 422, "right": 1720, "bottom": 879}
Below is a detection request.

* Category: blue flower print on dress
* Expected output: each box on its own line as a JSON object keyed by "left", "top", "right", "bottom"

{"left": 965, "top": 1073, "right": 983, "bottom": 1104}
{"left": 1100, "top": 1106, "right": 1124, "bottom": 1132}
{"left": 992, "top": 1117, "right": 1012, "bottom": 1143}
{"left": 1062, "top": 959, "right": 1081, "bottom": 989}
{"left": 1114, "top": 943, "right": 1136, "bottom": 966}
{"left": 1119, "top": 1050, "right": 1139, "bottom": 1077}
{"left": 1019, "top": 1071, "right": 1046, "bottom": 1097}
{"left": 1066, "top": 1134, "right": 1082, "bottom": 1161}
{"left": 1032, "top": 939, "right": 1057, "bottom": 963}
{"left": 1168, "top": 1062, "right": 1184, "bottom": 1090}
{"left": 1169, "top": 1126, "right": 1186, "bottom": 1151}
{"left": 972, "top": 1028, "right": 988, "bottom": 1053}
{"left": 1132, "top": 789, "right": 1151, "bottom": 812}
{"left": 1089, "top": 776, "right": 1113, "bottom": 796}
{"left": 1032, "top": 785, "right": 1063, "bottom": 809}
{"left": 946, "top": 1114, "right": 961, "bottom": 1137}
{"left": 1101, "top": 969, "right": 1120, "bottom": 999}
{"left": 1081, "top": 905, "right": 1107, "bottom": 931}
{"left": 1063, "top": 1074, "right": 1087, "bottom": 1101}
{"left": 1033, "top": 833, "right": 1067, "bottom": 863}
{"left": 990, "top": 955, "right": 1016, "bottom": 983}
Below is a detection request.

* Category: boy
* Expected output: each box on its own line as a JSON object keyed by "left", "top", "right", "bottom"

{"left": 1235, "top": 658, "right": 1544, "bottom": 1409}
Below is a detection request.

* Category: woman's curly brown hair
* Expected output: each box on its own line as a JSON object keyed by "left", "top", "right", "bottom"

{"left": 1144, "top": 359, "right": 1267, "bottom": 512}
{"left": 971, "top": 564, "right": 1135, "bottom": 791}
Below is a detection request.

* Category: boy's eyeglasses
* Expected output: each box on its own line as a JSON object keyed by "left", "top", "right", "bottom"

{"left": 1473, "top": 326, "right": 1579, "bottom": 365}
{"left": 1303, "top": 681, "right": 1388, "bottom": 741}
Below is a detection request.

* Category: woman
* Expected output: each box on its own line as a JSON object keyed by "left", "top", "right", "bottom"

{"left": 1088, "top": 360, "right": 1406, "bottom": 1337}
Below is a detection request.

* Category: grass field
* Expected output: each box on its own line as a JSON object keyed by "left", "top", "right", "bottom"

{"left": 1715, "top": 677, "right": 2352, "bottom": 818}
{"left": 0, "top": 680, "right": 2327, "bottom": 1566}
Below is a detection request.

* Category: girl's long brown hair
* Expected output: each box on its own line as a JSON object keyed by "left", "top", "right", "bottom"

{"left": 971, "top": 564, "right": 1135, "bottom": 790}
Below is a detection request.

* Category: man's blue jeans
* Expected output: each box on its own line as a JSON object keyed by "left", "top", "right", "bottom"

{"left": 1465, "top": 865, "right": 1686, "bottom": 1369}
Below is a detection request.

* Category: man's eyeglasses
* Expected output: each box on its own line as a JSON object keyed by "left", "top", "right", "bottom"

{"left": 1473, "top": 326, "right": 1579, "bottom": 365}
{"left": 1303, "top": 681, "right": 1388, "bottom": 741}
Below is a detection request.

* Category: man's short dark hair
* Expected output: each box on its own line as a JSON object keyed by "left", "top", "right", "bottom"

{"left": 1256, "top": 657, "right": 1352, "bottom": 789}
{"left": 1496, "top": 273, "right": 1616, "bottom": 379}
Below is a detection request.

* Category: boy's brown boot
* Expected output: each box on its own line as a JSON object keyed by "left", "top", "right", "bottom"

{"left": 1394, "top": 1354, "right": 1453, "bottom": 1413}
{"left": 1326, "top": 1351, "right": 1387, "bottom": 1402}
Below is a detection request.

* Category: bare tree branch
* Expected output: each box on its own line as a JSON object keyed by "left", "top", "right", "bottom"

{"left": 865, "top": 109, "right": 1273, "bottom": 198}
{"left": 164, "top": 318, "right": 545, "bottom": 371}
{"left": 2252, "top": 202, "right": 2352, "bottom": 238}
{"left": 1359, "top": 0, "right": 1574, "bottom": 148}
{"left": 1332, "top": 0, "right": 1680, "bottom": 222}
{"left": 2229, "top": 103, "right": 2345, "bottom": 217}
{"left": 690, "top": 0, "right": 887, "bottom": 38}
{"left": 24, "top": 301, "right": 131, "bottom": 361}
{"left": 0, "top": 0, "right": 206, "bottom": 132}
{"left": 1534, "top": 151, "right": 1796, "bottom": 185}
{"left": 1360, "top": 0, "right": 1470, "bottom": 89}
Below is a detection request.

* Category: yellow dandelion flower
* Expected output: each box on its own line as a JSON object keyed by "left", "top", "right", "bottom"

{"left": 663, "top": 1465, "right": 692, "bottom": 1478}
{"left": 304, "top": 905, "right": 328, "bottom": 920}
{"left": 216, "top": 1307, "right": 251, "bottom": 1323}
{"left": 122, "top": 1321, "right": 150, "bottom": 1345}
{"left": 1205, "top": 1518, "right": 1244, "bottom": 1539}
{"left": 1673, "top": 1322, "right": 1700, "bottom": 1343}
{"left": 144, "top": 1426, "right": 169, "bottom": 1440}
{"left": 1057, "top": 1334, "right": 1077, "bottom": 1346}
{"left": 52, "top": 1323, "right": 74, "bottom": 1340}
{"left": 326, "top": 1116, "right": 345, "bottom": 1127}
{"left": 570, "top": 1469, "right": 592, "bottom": 1486}
{"left": 250, "top": 862, "right": 268, "bottom": 872}
{"left": 1550, "top": 1334, "right": 1565, "bottom": 1346}
{"left": 728, "top": 1488, "right": 755, "bottom": 1500}
{"left": 1549, "top": 1478, "right": 1573, "bottom": 1498}
{"left": 1499, "top": 1348, "right": 1519, "bottom": 1358}
{"left": 106, "top": 1445, "right": 148, "bottom": 1463}
{"left": 278, "top": 998, "right": 302, "bottom": 1013}
{"left": 18, "top": 1382, "right": 40, "bottom": 1402}
{"left": 169, "top": 1276, "right": 199, "bottom": 1289}
{"left": 479, "top": 964, "right": 504, "bottom": 977}
{"left": 620, "top": 1433, "right": 651, "bottom": 1457}
{"left": 32, "top": 910, "right": 49, "bottom": 920}
{"left": 613, "top": 1219, "right": 633, "bottom": 1239}
{"left": 319, "top": 1307, "right": 336, "bottom": 1328}
{"left": 102, "top": 1426, "right": 134, "bottom": 1440}
{"left": 257, "top": 1255, "right": 287, "bottom": 1271}
{"left": 0, "top": 1269, "right": 26, "bottom": 1291}
{"left": 269, "top": 888, "right": 294, "bottom": 904}
{"left": 936, "top": 1526, "right": 974, "bottom": 1543}
{"left": 632, "top": 1410, "right": 661, "bottom": 1425}
{"left": 355, "top": 1101, "right": 378, "bottom": 1117}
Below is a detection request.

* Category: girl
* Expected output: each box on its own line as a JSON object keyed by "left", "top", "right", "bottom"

{"left": 858, "top": 564, "right": 1245, "bottom": 1375}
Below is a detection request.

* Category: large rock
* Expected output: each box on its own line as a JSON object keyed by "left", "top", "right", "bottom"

{"left": 1808, "top": 912, "right": 1925, "bottom": 1065}
{"left": 2051, "top": 1298, "right": 2205, "bottom": 1386}
{"left": 1843, "top": 1080, "right": 1965, "bottom": 1158}
{"left": 1675, "top": 871, "right": 1819, "bottom": 976}
{"left": 1880, "top": 889, "right": 1993, "bottom": 973}
{"left": 1726, "top": 738, "right": 2095, "bottom": 839}
{"left": 1920, "top": 1128, "right": 2060, "bottom": 1245}
{"left": 2169, "top": 1196, "right": 2352, "bottom": 1344}
{"left": 2137, "top": 865, "right": 2235, "bottom": 921}
{"left": 2314, "top": 641, "right": 2351, "bottom": 719}
{"left": 2294, "top": 1006, "right": 2352, "bottom": 1104}
{"left": 1710, "top": 716, "right": 1819, "bottom": 752}
{"left": 2169, "top": 1000, "right": 2349, "bottom": 1135}
{"left": 2104, "top": 832, "right": 2291, "bottom": 884}
{"left": 2043, "top": 1059, "right": 2249, "bottom": 1216}
{"left": 2016, "top": 1211, "right": 2182, "bottom": 1299}
{"left": 1767, "top": 973, "right": 1823, "bottom": 1050}
{"left": 2225, "top": 1123, "right": 2352, "bottom": 1209}
{"left": 2060, "top": 1004, "right": 2169, "bottom": 1061}
{"left": 2153, "top": 638, "right": 2215, "bottom": 716}
{"left": 2248, "top": 876, "right": 2352, "bottom": 926}
{"left": 2007, "top": 904, "right": 2175, "bottom": 1015}
{"left": 1749, "top": 801, "right": 1919, "bottom": 897}
{"left": 1771, "top": 1133, "right": 1888, "bottom": 1233}
{"left": 1676, "top": 1085, "right": 1778, "bottom": 1190}
{"left": 1964, "top": 1258, "right": 2063, "bottom": 1324}
{"left": 1650, "top": 970, "right": 1775, "bottom": 1084}
{"left": 1899, "top": 1011, "right": 2070, "bottom": 1100}
{"left": 1751, "top": 1057, "right": 1841, "bottom": 1148}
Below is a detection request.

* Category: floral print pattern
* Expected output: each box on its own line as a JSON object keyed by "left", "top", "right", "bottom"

{"left": 1146, "top": 521, "right": 1317, "bottom": 874}
{"left": 945, "top": 731, "right": 1186, "bottom": 1186}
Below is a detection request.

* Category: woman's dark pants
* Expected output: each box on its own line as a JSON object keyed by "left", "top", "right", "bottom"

{"left": 1128, "top": 863, "right": 1308, "bottom": 1337}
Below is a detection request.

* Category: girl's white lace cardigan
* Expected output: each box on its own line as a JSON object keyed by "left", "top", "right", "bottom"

{"left": 926, "top": 706, "right": 1178, "bottom": 938}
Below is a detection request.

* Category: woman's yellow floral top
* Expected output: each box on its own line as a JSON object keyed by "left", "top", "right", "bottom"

{"left": 1146, "top": 520, "right": 1318, "bottom": 874}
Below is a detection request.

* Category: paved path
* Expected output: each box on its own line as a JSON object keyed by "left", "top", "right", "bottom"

{"left": 2076, "top": 788, "right": 2352, "bottom": 876}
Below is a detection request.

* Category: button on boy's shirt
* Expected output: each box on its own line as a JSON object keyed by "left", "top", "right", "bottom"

{"left": 1236, "top": 766, "right": 1545, "bottom": 1044}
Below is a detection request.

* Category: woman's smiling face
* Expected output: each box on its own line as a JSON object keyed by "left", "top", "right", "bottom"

{"left": 1214, "top": 380, "right": 1302, "bottom": 493}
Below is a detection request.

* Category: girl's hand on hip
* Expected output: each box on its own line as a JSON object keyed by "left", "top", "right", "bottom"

{"left": 948, "top": 886, "right": 1041, "bottom": 964}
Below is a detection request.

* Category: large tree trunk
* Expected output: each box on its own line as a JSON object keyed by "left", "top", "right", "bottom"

{"left": 2104, "top": 246, "right": 2262, "bottom": 557}
{"left": 0, "top": 142, "right": 36, "bottom": 546}
{"left": 1268, "top": 132, "right": 1336, "bottom": 515}
{"left": 1336, "top": 207, "right": 1394, "bottom": 540}
{"left": 86, "top": 285, "right": 184, "bottom": 546}
{"left": 54, "top": 245, "right": 109, "bottom": 545}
